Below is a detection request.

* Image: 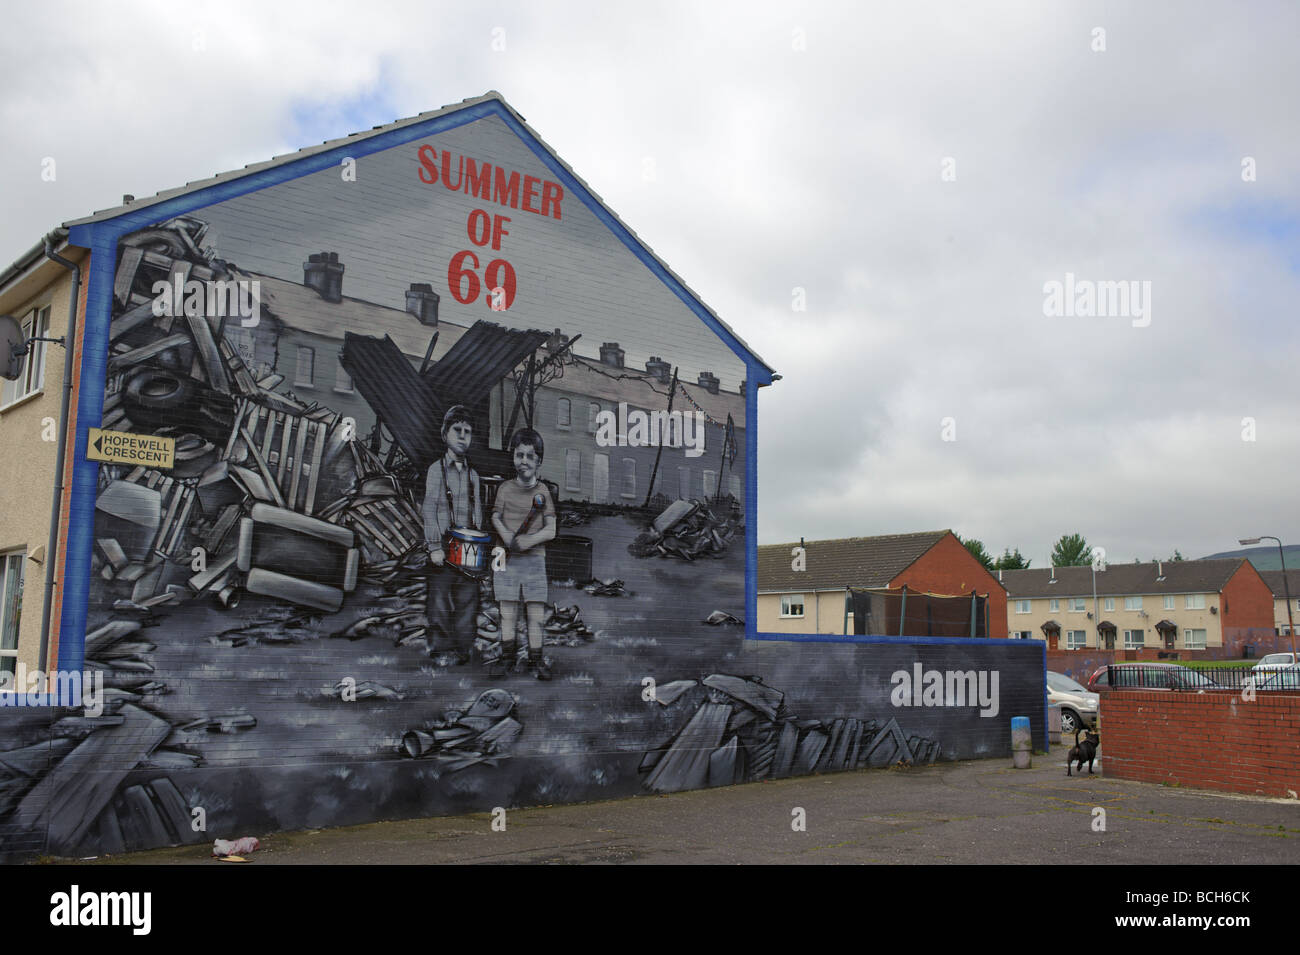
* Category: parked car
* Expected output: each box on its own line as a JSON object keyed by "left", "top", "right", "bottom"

{"left": 1087, "top": 662, "right": 1224, "bottom": 692}
{"left": 1253, "top": 666, "right": 1300, "bottom": 691}
{"left": 1046, "top": 671, "right": 1099, "bottom": 734}
{"left": 1251, "top": 652, "right": 1298, "bottom": 677}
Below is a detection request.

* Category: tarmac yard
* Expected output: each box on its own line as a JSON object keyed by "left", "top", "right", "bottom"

{"left": 77, "top": 753, "right": 1300, "bottom": 865}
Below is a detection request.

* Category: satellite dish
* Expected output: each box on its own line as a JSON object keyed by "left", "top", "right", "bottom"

{"left": 0, "top": 315, "right": 27, "bottom": 381}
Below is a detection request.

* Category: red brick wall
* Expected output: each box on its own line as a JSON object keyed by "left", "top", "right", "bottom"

{"left": 891, "top": 533, "right": 1008, "bottom": 638}
{"left": 1220, "top": 561, "right": 1277, "bottom": 658}
{"left": 1101, "top": 690, "right": 1300, "bottom": 797}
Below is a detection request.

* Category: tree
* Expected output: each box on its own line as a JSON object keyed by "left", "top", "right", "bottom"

{"left": 1051, "top": 533, "right": 1092, "bottom": 567}
{"left": 956, "top": 534, "right": 994, "bottom": 571}
{"left": 993, "top": 547, "right": 1031, "bottom": 571}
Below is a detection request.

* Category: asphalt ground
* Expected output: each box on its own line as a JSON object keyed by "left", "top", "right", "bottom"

{"left": 66, "top": 750, "right": 1300, "bottom": 866}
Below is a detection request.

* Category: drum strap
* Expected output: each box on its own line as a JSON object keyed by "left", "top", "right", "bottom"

{"left": 441, "top": 456, "right": 478, "bottom": 530}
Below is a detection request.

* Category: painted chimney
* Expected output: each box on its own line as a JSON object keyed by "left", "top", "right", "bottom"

{"left": 545, "top": 328, "right": 570, "bottom": 352}
{"left": 740, "top": 379, "right": 746, "bottom": 396}
{"left": 645, "top": 356, "right": 671, "bottom": 383}
{"left": 304, "top": 252, "right": 344, "bottom": 303}
{"left": 698, "top": 371, "right": 720, "bottom": 395}
{"left": 405, "top": 283, "right": 440, "bottom": 327}
{"left": 599, "top": 342, "right": 624, "bottom": 368}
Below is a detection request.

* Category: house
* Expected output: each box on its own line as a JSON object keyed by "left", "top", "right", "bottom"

{"left": 1000, "top": 558, "right": 1275, "bottom": 655}
{"left": 1258, "top": 569, "right": 1300, "bottom": 637}
{"left": 757, "top": 530, "right": 1008, "bottom": 637}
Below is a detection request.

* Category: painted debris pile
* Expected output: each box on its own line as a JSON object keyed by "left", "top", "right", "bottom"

{"left": 628, "top": 498, "right": 741, "bottom": 561}
{"left": 400, "top": 687, "right": 522, "bottom": 772}
{"left": 641, "top": 674, "right": 940, "bottom": 793}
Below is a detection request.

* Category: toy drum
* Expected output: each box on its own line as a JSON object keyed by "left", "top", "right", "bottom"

{"left": 444, "top": 526, "right": 491, "bottom": 577}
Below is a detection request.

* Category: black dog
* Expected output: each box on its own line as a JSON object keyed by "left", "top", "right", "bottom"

{"left": 1067, "top": 728, "right": 1100, "bottom": 776}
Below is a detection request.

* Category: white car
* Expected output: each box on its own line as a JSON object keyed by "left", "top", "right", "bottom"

{"left": 1252, "top": 652, "right": 1298, "bottom": 676}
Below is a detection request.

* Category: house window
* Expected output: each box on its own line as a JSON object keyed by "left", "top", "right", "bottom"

{"left": 1068, "top": 598, "right": 1086, "bottom": 612}
{"left": 1124, "top": 596, "right": 1142, "bottom": 611}
{"left": 1049, "top": 599, "right": 1060, "bottom": 612}
{"left": 1123, "top": 629, "right": 1145, "bottom": 649}
{"left": 1104, "top": 597, "right": 1115, "bottom": 611}
{"left": 1010, "top": 631, "right": 1033, "bottom": 640}
{"left": 780, "top": 594, "right": 805, "bottom": 618}
{"left": 564, "top": 449, "right": 581, "bottom": 492}
{"left": 587, "top": 402, "right": 601, "bottom": 433}
{"left": 557, "top": 397, "right": 571, "bottom": 430}
{"left": 1066, "top": 630, "right": 1087, "bottom": 649}
{"left": 1185, "top": 594, "right": 1205, "bottom": 610}
{"left": 294, "top": 346, "right": 315, "bottom": 387}
{"left": 1015, "top": 600, "right": 1032, "bottom": 614}
{"left": 678, "top": 467, "right": 690, "bottom": 500}
{"left": 1182, "top": 628, "right": 1206, "bottom": 650}
{"left": 1163, "top": 595, "right": 1175, "bottom": 610}
{"left": 0, "top": 552, "right": 24, "bottom": 682}
{"left": 621, "top": 458, "right": 636, "bottom": 499}
{"left": 2, "top": 306, "right": 51, "bottom": 407}
{"left": 335, "top": 355, "right": 353, "bottom": 393}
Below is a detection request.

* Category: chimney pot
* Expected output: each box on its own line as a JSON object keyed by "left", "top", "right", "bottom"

{"left": 304, "top": 251, "right": 345, "bottom": 303}
{"left": 405, "top": 282, "right": 440, "bottom": 327}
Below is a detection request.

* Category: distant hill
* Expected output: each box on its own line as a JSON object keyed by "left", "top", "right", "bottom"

{"left": 1200, "top": 545, "right": 1300, "bottom": 572}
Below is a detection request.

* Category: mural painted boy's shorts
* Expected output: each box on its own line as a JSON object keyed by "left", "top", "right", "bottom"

{"left": 494, "top": 546, "right": 548, "bottom": 604}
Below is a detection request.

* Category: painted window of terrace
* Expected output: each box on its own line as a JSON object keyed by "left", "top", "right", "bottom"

{"left": 294, "top": 346, "right": 314, "bottom": 387}
{"left": 557, "top": 397, "right": 571, "bottom": 430}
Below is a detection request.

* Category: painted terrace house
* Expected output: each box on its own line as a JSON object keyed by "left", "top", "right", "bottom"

{"left": 0, "top": 93, "right": 1042, "bottom": 858}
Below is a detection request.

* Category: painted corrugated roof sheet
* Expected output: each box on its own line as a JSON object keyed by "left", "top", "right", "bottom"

{"left": 340, "top": 332, "right": 443, "bottom": 471}
{"left": 423, "top": 321, "right": 549, "bottom": 406}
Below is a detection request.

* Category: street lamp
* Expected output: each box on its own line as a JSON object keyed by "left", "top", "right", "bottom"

{"left": 1239, "top": 536, "right": 1297, "bottom": 660}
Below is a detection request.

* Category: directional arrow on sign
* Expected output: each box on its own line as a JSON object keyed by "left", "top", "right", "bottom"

{"left": 93, "top": 434, "right": 103, "bottom": 455}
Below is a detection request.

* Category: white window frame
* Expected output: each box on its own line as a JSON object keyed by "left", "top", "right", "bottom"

{"left": 1163, "top": 595, "right": 1175, "bottom": 610}
{"left": 1066, "top": 629, "right": 1087, "bottom": 650}
{"left": 1185, "top": 594, "right": 1206, "bottom": 610}
{"left": 620, "top": 457, "right": 636, "bottom": 499}
{"left": 564, "top": 449, "right": 581, "bottom": 492}
{"left": 2, "top": 306, "right": 52, "bottom": 408}
{"left": 780, "top": 594, "right": 805, "bottom": 618}
{"left": 1104, "top": 597, "right": 1115, "bottom": 612}
{"left": 1123, "top": 628, "right": 1145, "bottom": 649}
{"left": 0, "top": 551, "right": 25, "bottom": 680}
{"left": 1015, "top": 599, "right": 1032, "bottom": 614}
{"left": 1182, "top": 628, "right": 1206, "bottom": 650}
{"left": 1068, "top": 598, "right": 1086, "bottom": 613}
{"left": 294, "top": 345, "right": 315, "bottom": 387}
{"left": 1049, "top": 598, "right": 1059, "bottom": 612}
{"left": 556, "top": 397, "right": 571, "bottom": 431}
{"left": 1124, "top": 596, "right": 1143, "bottom": 611}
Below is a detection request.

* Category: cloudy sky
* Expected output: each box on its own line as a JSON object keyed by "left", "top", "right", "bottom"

{"left": 3, "top": 1, "right": 1297, "bottom": 566}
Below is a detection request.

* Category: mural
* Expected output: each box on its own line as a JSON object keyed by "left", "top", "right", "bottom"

{"left": 0, "top": 102, "right": 1043, "bottom": 859}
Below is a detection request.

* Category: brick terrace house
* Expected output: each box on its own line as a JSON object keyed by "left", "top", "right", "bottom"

{"left": 757, "top": 530, "right": 1008, "bottom": 637}
{"left": 1259, "top": 569, "right": 1300, "bottom": 638}
{"left": 1000, "top": 558, "right": 1276, "bottom": 657}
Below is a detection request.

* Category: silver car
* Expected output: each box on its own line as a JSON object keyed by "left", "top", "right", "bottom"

{"left": 1047, "top": 670, "right": 1100, "bottom": 735}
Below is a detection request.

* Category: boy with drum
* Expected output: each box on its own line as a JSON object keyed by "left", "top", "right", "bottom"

{"left": 489, "top": 428, "right": 557, "bottom": 680}
{"left": 423, "top": 405, "right": 484, "bottom": 666}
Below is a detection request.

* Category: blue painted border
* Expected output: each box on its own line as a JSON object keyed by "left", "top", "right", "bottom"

{"left": 58, "top": 97, "right": 774, "bottom": 671}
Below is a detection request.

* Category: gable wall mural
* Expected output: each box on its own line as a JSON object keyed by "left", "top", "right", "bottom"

{"left": 0, "top": 99, "right": 1044, "bottom": 859}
